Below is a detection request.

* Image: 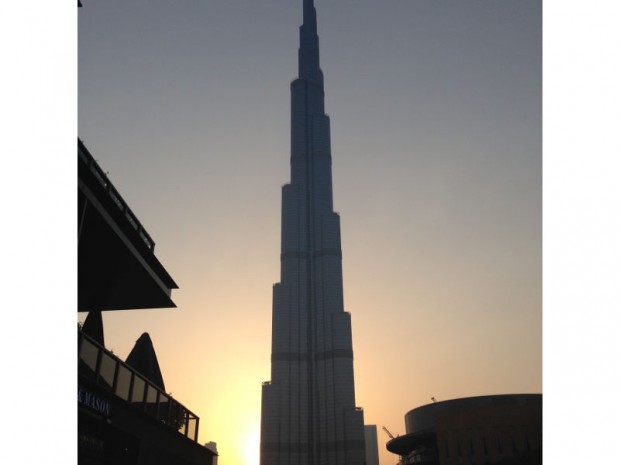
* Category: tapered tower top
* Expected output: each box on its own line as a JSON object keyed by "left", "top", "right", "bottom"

{"left": 260, "top": 2, "right": 367, "bottom": 464}
{"left": 303, "top": 0, "right": 317, "bottom": 27}
{"left": 299, "top": 0, "right": 323, "bottom": 85}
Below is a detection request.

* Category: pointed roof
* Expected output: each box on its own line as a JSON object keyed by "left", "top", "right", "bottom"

{"left": 125, "top": 332, "right": 166, "bottom": 391}
{"left": 82, "top": 311, "right": 104, "bottom": 346}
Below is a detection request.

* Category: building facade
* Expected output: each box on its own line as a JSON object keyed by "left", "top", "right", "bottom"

{"left": 78, "top": 139, "right": 215, "bottom": 465}
{"left": 386, "top": 394, "right": 542, "bottom": 465}
{"left": 259, "top": 2, "right": 366, "bottom": 465}
{"left": 365, "top": 425, "right": 380, "bottom": 465}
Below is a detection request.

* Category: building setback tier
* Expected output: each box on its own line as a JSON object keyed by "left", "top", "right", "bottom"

{"left": 260, "top": 2, "right": 365, "bottom": 465}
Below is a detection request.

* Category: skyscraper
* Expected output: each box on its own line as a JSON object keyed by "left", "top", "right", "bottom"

{"left": 260, "top": 2, "right": 366, "bottom": 465}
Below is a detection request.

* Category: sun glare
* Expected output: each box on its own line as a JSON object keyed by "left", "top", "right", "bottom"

{"left": 244, "top": 427, "right": 260, "bottom": 465}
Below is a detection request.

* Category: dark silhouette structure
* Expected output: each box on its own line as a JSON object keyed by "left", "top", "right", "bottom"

{"left": 78, "top": 141, "right": 177, "bottom": 311}
{"left": 386, "top": 394, "right": 542, "bottom": 465}
{"left": 78, "top": 139, "right": 215, "bottom": 465}
{"left": 260, "top": 2, "right": 366, "bottom": 465}
{"left": 125, "top": 333, "right": 166, "bottom": 392}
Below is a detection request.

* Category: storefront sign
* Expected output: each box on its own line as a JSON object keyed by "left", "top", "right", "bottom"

{"left": 78, "top": 387, "right": 111, "bottom": 417}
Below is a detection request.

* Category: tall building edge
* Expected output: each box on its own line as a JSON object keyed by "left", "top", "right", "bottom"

{"left": 260, "top": 2, "right": 365, "bottom": 465}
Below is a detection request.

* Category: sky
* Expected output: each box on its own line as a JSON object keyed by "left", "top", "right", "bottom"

{"left": 76, "top": 2, "right": 542, "bottom": 465}
{"left": 4, "top": 0, "right": 620, "bottom": 464}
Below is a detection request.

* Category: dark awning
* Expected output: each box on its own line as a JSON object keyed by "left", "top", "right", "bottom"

{"left": 78, "top": 139, "right": 178, "bottom": 311}
{"left": 386, "top": 431, "right": 436, "bottom": 456}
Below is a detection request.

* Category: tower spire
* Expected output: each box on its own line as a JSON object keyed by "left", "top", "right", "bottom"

{"left": 299, "top": 0, "right": 322, "bottom": 84}
{"left": 260, "top": 2, "right": 366, "bottom": 464}
{"left": 303, "top": 0, "right": 316, "bottom": 27}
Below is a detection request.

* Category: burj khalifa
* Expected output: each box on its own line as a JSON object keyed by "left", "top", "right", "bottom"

{"left": 260, "top": 2, "right": 366, "bottom": 465}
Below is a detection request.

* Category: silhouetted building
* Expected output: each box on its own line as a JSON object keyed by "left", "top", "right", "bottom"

{"left": 259, "top": 2, "right": 366, "bottom": 465}
{"left": 365, "top": 425, "right": 380, "bottom": 465}
{"left": 78, "top": 138, "right": 176, "bottom": 311}
{"left": 386, "top": 394, "right": 542, "bottom": 465}
{"left": 78, "top": 139, "right": 215, "bottom": 465}
{"left": 204, "top": 442, "right": 219, "bottom": 465}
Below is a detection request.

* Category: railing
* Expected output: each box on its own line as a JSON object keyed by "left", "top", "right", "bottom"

{"left": 400, "top": 448, "right": 438, "bottom": 465}
{"left": 78, "top": 140, "right": 156, "bottom": 252}
{"left": 78, "top": 330, "right": 199, "bottom": 442}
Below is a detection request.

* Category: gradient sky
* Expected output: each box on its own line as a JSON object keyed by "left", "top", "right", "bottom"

{"left": 78, "top": 2, "right": 541, "bottom": 465}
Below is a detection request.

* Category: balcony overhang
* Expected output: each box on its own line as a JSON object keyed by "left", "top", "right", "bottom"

{"left": 78, "top": 140, "right": 178, "bottom": 311}
{"left": 386, "top": 431, "right": 436, "bottom": 456}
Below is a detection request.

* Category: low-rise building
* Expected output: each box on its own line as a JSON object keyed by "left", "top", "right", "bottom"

{"left": 78, "top": 139, "right": 215, "bottom": 465}
{"left": 386, "top": 394, "right": 542, "bottom": 465}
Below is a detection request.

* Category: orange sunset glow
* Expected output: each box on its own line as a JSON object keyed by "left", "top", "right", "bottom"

{"left": 75, "top": 1, "right": 543, "bottom": 465}
{"left": 9, "top": 1, "right": 620, "bottom": 465}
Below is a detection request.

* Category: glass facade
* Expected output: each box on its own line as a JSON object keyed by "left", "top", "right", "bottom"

{"left": 115, "top": 365, "right": 132, "bottom": 401}
{"left": 78, "top": 330, "right": 200, "bottom": 442}
{"left": 157, "top": 393, "right": 170, "bottom": 423}
{"left": 99, "top": 352, "right": 116, "bottom": 390}
{"left": 131, "top": 376, "right": 146, "bottom": 405}
{"left": 79, "top": 337, "right": 99, "bottom": 372}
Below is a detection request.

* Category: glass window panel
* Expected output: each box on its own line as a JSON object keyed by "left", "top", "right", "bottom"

{"left": 146, "top": 384, "right": 158, "bottom": 403}
{"left": 131, "top": 376, "right": 145, "bottom": 406}
{"left": 177, "top": 406, "right": 188, "bottom": 434}
{"left": 115, "top": 365, "right": 132, "bottom": 401}
{"left": 98, "top": 353, "right": 116, "bottom": 391}
{"left": 157, "top": 394, "right": 170, "bottom": 423}
{"left": 187, "top": 416, "right": 198, "bottom": 440}
{"left": 145, "top": 384, "right": 159, "bottom": 417}
{"left": 79, "top": 338, "right": 99, "bottom": 374}
{"left": 169, "top": 401, "right": 181, "bottom": 430}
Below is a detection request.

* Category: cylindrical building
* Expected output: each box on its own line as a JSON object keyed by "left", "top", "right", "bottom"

{"left": 386, "top": 394, "right": 542, "bottom": 465}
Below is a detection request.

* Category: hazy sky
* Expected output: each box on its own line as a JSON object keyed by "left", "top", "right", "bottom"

{"left": 78, "top": 2, "right": 541, "bottom": 465}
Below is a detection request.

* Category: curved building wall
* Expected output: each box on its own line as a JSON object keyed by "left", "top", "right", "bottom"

{"left": 394, "top": 394, "right": 542, "bottom": 465}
